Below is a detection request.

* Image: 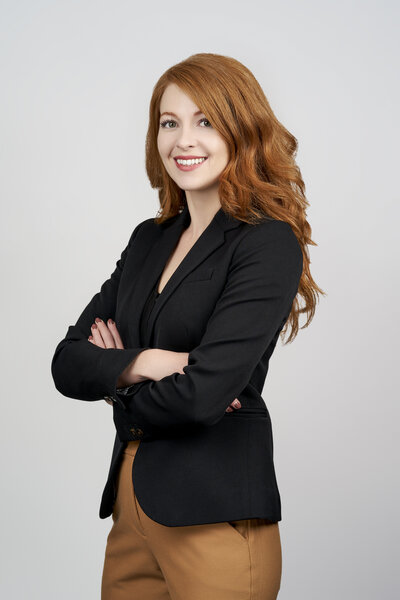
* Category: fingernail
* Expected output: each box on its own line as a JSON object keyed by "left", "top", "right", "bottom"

{"left": 88, "top": 336, "right": 93, "bottom": 341}
{"left": 226, "top": 407, "right": 233, "bottom": 412}
{"left": 92, "top": 323, "right": 97, "bottom": 329}
{"left": 233, "top": 400, "right": 241, "bottom": 408}
{"left": 108, "top": 319, "right": 114, "bottom": 325}
{"left": 95, "top": 318, "right": 102, "bottom": 323}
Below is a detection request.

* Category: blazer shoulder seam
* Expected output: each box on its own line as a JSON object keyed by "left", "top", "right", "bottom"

{"left": 234, "top": 218, "right": 295, "bottom": 249}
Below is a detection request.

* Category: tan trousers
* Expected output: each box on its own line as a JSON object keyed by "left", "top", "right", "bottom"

{"left": 101, "top": 440, "right": 282, "bottom": 599}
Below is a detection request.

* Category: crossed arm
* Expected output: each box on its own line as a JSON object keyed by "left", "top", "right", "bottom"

{"left": 87, "top": 317, "right": 242, "bottom": 413}
{"left": 51, "top": 218, "right": 302, "bottom": 440}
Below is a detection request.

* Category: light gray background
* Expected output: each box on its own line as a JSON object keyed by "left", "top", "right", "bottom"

{"left": 1, "top": 1, "right": 398, "bottom": 598}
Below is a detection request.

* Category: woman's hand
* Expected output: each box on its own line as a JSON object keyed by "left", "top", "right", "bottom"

{"left": 88, "top": 317, "right": 124, "bottom": 349}
{"left": 88, "top": 317, "right": 125, "bottom": 406}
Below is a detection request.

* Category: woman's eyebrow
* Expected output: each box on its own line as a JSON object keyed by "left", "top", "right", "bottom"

{"left": 160, "top": 110, "right": 204, "bottom": 118}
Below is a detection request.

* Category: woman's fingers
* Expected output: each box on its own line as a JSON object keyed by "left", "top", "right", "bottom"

{"left": 226, "top": 398, "right": 241, "bottom": 412}
{"left": 87, "top": 318, "right": 125, "bottom": 349}
{"left": 106, "top": 319, "right": 125, "bottom": 349}
{"left": 93, "top": 318, "right": 115, "bottom": 348}
{"left": 89, "top": 322, "right": 106, "bottom": 348}
{"left": 104, "top": 399, "right": 114, "bottom": 406}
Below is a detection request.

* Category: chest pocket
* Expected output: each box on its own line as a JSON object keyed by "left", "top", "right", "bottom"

{"left": 182, "top": 266, "right": 214, "bottom": 284}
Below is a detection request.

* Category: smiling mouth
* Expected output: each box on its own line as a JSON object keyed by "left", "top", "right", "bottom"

{"left": 174, "top": 156, "right": 207, "bottom": 164}
{"left": 174, "top": 157, "right": 208, "bottom": 171}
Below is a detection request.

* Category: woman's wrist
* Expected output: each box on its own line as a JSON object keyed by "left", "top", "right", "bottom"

{"left": 117, "top": 349, "right": 189, "bottom": 388}
{"left": 117, "top": 349, "right": 155, "bottom": 387}
{"left": 131, "top": 348, "right": 156, "bottom": 381}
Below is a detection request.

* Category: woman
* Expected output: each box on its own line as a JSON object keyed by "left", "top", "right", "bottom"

{"left": 51, "top": 53, "right": 322, "bottom": 599}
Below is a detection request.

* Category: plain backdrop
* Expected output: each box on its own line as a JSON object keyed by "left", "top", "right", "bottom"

{"left": 1, "top": 1, "right": 399, "bottom": 598}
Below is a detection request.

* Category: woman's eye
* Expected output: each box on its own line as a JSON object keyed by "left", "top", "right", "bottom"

{"left": 160, "top": 119, "right": 176, "bottom": 129}
{"left": 159, "top": 117, "right": 212, "bottom": 129}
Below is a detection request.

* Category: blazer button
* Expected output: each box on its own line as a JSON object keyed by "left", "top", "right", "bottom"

{"left": 129, "top": 426, "right": 144, "bottom": 439}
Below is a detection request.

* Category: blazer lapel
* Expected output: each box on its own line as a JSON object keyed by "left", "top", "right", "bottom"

{"left": 127, "top": 204, "right": 242, "bottom": 348}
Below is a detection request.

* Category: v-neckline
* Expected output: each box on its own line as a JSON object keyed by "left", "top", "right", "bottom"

{"left": 156, "top": 264, "right": 176, "bottom": 297}
{"left": 155, "top": 205, "right": 224, "bottom": 297}
{"left": 156, "top": 232, "right": 198, "bottom": 296}
{"left": 155, "top": 228, "right": 191, "bottom": 296}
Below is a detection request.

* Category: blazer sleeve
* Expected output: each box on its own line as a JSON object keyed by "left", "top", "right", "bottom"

{"left": 50, "top": 220, "right": 151, "bottom": 408}
{"left": 112, "top": 219, "right": 303, "bottom": 439}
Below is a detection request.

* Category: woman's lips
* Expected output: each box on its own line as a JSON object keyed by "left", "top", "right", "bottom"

{"left": 174, "top": 157, "right": 208, "bottom": 171}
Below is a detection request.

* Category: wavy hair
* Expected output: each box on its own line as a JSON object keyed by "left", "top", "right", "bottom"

{"left": 145, "top": 52, "right": 325, "bottom": 343}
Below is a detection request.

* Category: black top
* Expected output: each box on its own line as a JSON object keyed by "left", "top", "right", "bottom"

{"left": 140, "top": 275, "right": 161, "bottom": 345}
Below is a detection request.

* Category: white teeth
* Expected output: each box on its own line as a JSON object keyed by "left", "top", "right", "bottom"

{"left": 176, "top": 157, "right": 206, "bottom": 166}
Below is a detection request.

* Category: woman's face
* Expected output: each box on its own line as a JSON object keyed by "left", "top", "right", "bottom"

{"left": 157, "top": 83, "right": 229, "bottom": 194}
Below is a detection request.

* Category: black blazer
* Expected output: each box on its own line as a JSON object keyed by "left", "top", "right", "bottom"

{"left": 51, "top": 204, "right": 303, "bottom": 526}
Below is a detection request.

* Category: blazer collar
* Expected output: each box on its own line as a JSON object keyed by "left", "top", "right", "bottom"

{"left": 128, "top": 204, "right": 242, "bottom": 348}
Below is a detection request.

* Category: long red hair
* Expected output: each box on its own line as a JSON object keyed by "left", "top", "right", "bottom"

{"left": 145, "top": 52, "right": 325, "bottom": 343}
